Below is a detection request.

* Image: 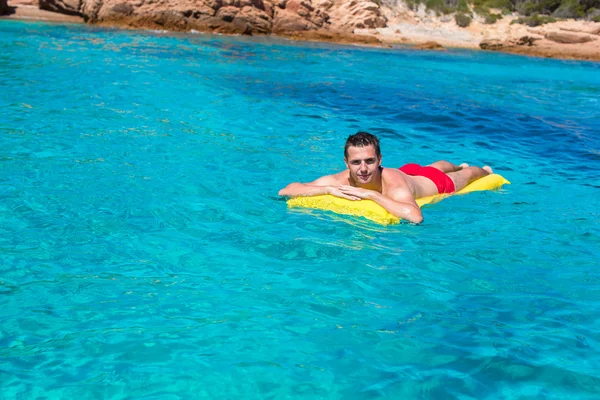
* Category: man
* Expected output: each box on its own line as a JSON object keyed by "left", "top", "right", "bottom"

{"left": 278, "top": 132, "right": 492, "bottom": 224}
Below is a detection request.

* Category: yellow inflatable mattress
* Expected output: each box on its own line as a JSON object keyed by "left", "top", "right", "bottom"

{"left": 287, "top": 174, "right": 510, "bottom": 225}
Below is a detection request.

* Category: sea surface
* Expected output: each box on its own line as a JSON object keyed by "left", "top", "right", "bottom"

{"left": 1, "top": 20, "right": 599, "bottom": 399}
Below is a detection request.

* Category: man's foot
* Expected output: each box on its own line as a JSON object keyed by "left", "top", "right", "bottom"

{"left": 483, "top": 166, "right": 493, "bottom": 174}
{"left": 458, "top": 163, "right": 469, "bottom": 170}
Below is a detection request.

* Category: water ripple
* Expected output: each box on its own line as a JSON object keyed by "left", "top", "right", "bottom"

{"left": 1, "top": 19, "right": 599, "bottom": 399}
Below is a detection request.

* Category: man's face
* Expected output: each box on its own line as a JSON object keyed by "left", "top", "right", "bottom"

{"left": 344, "top": 145, "right": 382, "bottom": 186}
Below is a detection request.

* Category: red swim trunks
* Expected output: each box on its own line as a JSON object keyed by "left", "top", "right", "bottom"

{"left": 399, "top": 163, "right": 455, "bottom": 194}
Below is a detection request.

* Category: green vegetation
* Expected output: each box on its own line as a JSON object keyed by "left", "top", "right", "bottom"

{"left": 401, "top": 0, "right": 600, "bottom": 25}
{"left": 553, "top": 0, "right": 585, "bottom": 17}
{"left": 473, "top": 0, "right": 514, "bottom": 10}
{"left": 457, "top": 0, "right": 471, "bottom": 12}
{"left": 584, "top": 5, "right": 600, "bottom": 19}
{"left": 455, "top": 12, "right": 473, "bottom": 25}
{"left": 485, "top": 12, "right": 504, "bottom": 22}
{"left": 511, "top": 14, "right": 557, "bottom": 24}
{"left": 474, "top": 5, "right": 505, "bottom": 23}
{"left": 425, "top": 0, "right": 458, "bottom": 14}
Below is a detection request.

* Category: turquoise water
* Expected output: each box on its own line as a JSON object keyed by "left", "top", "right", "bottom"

{"left": 1, "top": 19, "right": 599, "bottom": 399}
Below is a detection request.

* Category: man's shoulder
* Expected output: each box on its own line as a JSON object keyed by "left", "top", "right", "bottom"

{"left": 381, "top": 167, "right": 415, "bottom": 199}
{"left": 381, "top": 167, "right": 403, "bottom": 180}
{"left": 382, "top": 167, "right": 409, "bottom": 187}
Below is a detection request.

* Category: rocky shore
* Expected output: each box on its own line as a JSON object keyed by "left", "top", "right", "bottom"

{"left": 376, "top": 5, "right": 600, "bottom": 61}
{"left": 2, "top": 0, "right": 599, "bottom": 61}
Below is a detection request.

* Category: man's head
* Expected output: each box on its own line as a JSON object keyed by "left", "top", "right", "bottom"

{"left": 344, "top": 131, "right": 381, "bottom": 159}
{"left": 344, "top": 132, "right": 382, "bottom": 187}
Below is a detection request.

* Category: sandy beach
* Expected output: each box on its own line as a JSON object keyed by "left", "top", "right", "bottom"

{"left": 2, "top": 2, "right": 83, "bottom": 23}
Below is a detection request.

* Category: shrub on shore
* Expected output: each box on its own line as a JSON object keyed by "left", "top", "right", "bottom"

{"left": 473, "top": 0, "right": 513, "bottom": 12}
{"left": 425, "top": 0, "right": 458, "bottom": 14}
{"left": 474, "top": 5, "right": 505, "bottom": 23}
{"left": 455, "top": 12, "right": 473, "bottom": 25}
{"left": 398, "top": 0, "right": 600, "bottom": 25}
{"left": 552, "top": 0, "right": 586, "bottom": 17}
{"left": 585, "top": 6, "right": 600, "bottom": 20}
{"left": 511, "top": 14, "right": 557, "bottom": 25}
{"left": 485, "top": 12, "right": 504, "bottom": 22}
{"left": 458, "top": 0, "right": 471, "bottom": 12}
{"left": 514, "top": 0, "right": 598, "bottom": 18}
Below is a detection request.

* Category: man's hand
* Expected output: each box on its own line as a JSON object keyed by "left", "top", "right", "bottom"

{"left": 338, "top": 184, "right": 423, "bottom": 223}
{"left": 340, "top": 184, "right": 423, "bottom": 224}
{"left": 279, "top": 173, "right": 343, "bottom": 197}
{"left": 336, "top": 185, "right": 373, "bottom": 201}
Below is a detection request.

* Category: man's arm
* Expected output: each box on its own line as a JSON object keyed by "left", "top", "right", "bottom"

{"left": 337, "top": 185, "right": 423, "bottom": 224}
{"left": 278, "top": 174, "right": 361, "bottom": 200}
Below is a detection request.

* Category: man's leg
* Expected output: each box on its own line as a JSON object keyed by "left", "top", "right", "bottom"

{"left": 428, "top": 160, "right": 469, "bottom": 173}
{"left": 447, "top": 166, "right": 493, "bottom": 192}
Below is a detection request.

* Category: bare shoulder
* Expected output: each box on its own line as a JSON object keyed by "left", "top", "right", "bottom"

{"left": 381, "top": 167, "right": 407, "bottom": 187}
{"left": 381, "top": 167, "right": 415, "bottom": 201}
{"left": 311, "top": 170, "right": 349, "bottom": 185}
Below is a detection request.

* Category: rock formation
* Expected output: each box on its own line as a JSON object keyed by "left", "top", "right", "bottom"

{"left": 39, "top": 0, "right": 81, "bottom": 16}
{"left": 6, "top": 0, "right": 600, "bottom": 60}
{"left": 36, "top": 0, "right": 386, "bottom": 36}
{"left": 414, "top": 40, "right": 444, "bottom": 50}
{"left": 1, "top": 0, "right": 9, "bottom": 15}
{"left": 545, "top": 31, "right": 595, "bottom": 44}
{"left": 479, "top": 39, "right": 504, "bottom": 51}
{"left": 477, "top": 19, "right": 600, "bottom": 61}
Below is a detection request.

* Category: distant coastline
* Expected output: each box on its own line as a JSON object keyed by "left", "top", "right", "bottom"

{"left": 2, "top": 0, "right": 599, "bottom": 62}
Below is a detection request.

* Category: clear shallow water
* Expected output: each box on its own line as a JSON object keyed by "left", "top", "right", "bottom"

{"left": 1, "top": 19, "right": 599, "bottom": 399}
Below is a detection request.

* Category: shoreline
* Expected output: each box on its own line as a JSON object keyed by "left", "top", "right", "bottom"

{"left": 1, "top": 4, "right": 84, "bottom": 23}
{"left": 375, "top": 16, "right": 600, "bottom": 62}
{"left": 2, "top": 4, "right": 599, "bottom": 62}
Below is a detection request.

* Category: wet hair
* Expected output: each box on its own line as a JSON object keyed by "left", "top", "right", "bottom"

{"left": 344, "top": 131, "right": 381, "bottom": 159}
